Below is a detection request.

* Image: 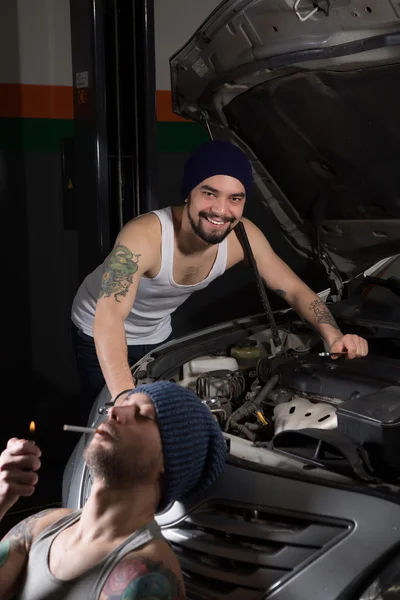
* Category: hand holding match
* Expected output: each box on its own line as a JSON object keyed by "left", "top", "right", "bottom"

{"left": 0, "top": 438, "right": 42, "bottom": 512}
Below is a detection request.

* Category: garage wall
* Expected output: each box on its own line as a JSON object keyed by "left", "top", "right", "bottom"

{"left": 0, "top": 0, "right": 220, "bottom": 217}
{"left": 0, "top": 0, "right": 218, "bottom": 192}
{"left": 0, "top": 0, "right": 76, "bottom": 404}
{"left": 0, "top": 0, "right": 218, "bottom": 209}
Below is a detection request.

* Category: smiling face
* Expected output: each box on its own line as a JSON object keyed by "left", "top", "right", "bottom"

{"left": 84, "top": 393, "right": 164, "bottom": 490}
{"left": 186, "top": 175, "right": 246, "bottom": 244}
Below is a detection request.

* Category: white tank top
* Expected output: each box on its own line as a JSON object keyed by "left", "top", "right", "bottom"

{"left": 71, "top": 207, "right": 228, "bottom": 345}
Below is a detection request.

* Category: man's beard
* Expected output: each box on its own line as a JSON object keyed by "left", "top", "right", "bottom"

{"left": 187, "top": 198, "right": 235, "bottom": 245}
{"left": 84, "top": 437, "right": 161, "bottom": 489}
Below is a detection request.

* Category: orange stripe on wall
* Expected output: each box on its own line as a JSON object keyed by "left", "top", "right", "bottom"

{"left": 0, "top": 83, "right": 74, "bottom": 119}
{"left": 0, "top": 84, "right": 187, "bottom": 122}
{"left": 156, "top": 90, "right": 188, "bottom": 122}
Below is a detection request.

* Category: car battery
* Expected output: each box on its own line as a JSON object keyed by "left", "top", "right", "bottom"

{"left": 337, "top": 386, "right": 400, "bottom": 474}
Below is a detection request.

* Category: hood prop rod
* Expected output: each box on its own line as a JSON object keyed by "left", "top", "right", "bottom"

{"left": 201, "top": 110, "right": 214, "bottom": 140}
{"left": 236, "top": 221, "right": 282, "bottom": 350}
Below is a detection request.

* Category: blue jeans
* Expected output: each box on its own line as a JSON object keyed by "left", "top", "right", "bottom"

{"left": 71, "top": 323, "right": 163, "bottom": 403}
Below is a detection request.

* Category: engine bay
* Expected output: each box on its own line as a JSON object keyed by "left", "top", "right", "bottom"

{"left": 135, "top": 325, "right": 400, "bottom": 480}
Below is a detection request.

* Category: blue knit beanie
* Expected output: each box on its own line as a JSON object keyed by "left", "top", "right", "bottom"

{"left": 181, "top": 140, "right": 253, "bottom": 200}
{"left": 129, "top": 381, "right": 227, "bottom": 511}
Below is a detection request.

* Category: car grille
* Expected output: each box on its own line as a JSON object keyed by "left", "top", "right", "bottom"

{"left": 162, "top": 501, "right": 351, "bottom": 600}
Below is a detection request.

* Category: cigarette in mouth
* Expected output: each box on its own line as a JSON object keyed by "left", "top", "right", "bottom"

{"left": 63, "top": 425, "right": 97, "bottom": 434}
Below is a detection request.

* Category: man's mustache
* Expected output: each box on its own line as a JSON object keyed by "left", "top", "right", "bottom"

{"left": 199, "top": 212, "right": 235, "bottom": 224}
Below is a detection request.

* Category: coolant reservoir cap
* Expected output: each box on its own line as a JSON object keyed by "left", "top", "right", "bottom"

{"left": 236, "top": 339, "right": 258, "bottom": 348}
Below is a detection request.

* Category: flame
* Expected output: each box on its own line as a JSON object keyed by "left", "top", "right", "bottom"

{"left": 29, "top": 421, "right": 35, "bottom": 434}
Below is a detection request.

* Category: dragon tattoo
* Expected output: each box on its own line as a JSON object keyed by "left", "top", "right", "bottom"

{"left": 98, "top": 244, "right": 141, "bottom": 303}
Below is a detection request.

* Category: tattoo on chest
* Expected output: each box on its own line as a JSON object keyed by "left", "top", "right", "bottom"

{"left": 103, "top": 555, "right": 185, "bottom": 599}
{"left": 309, "top": 299, "right": 339, "bottom": 330}
{"left": 98, "top": 244, "right": 141, "bottom": 303}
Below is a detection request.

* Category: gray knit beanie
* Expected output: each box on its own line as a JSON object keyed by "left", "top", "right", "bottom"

{"left": 129, "top": 381, "right": 227, "bottom": 511}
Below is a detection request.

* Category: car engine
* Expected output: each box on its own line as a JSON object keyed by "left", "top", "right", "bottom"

{"left": 162, "top": 340, "right": 400, "bottom": 447}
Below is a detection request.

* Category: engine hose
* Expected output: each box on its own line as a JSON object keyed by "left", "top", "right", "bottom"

{"left": 226, "top": 374, "right": 279, "bottom": 431}
{"left": 253, "top": 373, "right": 280, "bottom": 407}
{"left": 245, "top": 422, "right": 259, "bottom": 431}
{"left": 231, "top": 422, "right": 257, "bottom": 442}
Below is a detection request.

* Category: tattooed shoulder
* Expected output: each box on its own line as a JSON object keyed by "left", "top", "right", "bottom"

{"left": 102, "top": 555, "right": 185, "bottom": 599}
{"left": 309, "top": 298, "right": 339, "bottom": 330}
{"left": 274, "top": 289, "right": 286, "bottom": 298}
{"left": 98, "top": 244, "right": 141, "bottom": 303}
{"left": 1, "top": 508, "right": 58, "bottom": 558}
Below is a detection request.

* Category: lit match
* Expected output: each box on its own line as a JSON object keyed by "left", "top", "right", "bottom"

{"left": 63, "top": 425, "right": 97, "bottom": 434}
{"left": 28, "top": 420, "right": 36, "bottom": 443}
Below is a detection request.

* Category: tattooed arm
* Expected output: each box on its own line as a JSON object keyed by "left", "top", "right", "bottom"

{"left": 273, "top": 290, "right": 369, "bottom": 357}
{"left": 242, "top": 219, "right": 369, "bottom": 357}
{"left": 100, "top": 551, "right": 186, "bottom": 600}
{"left": 273, "top": 282, "right": 344, "bottom": 346}
{"left": 241, "top": 219, "right": 343, "bottom": 343}
{"left": 93, "top": 214, "right": 161, "bottom": 399}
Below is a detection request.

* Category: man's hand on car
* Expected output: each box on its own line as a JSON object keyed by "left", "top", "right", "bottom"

{"left": 329, "top": 334, "right": 369, "bottom": 359}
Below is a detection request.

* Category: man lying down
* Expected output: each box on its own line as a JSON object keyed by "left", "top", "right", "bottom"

{"left": 0, "top": 381, "right": 227, "bottom": 599}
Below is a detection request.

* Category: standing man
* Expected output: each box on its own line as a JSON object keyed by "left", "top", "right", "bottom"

{"left": 71, "top": 140, "right": 368, "bottom": 405}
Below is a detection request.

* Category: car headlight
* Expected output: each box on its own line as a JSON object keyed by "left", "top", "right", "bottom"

{"left": 359, "top": 552, "right": 400, "bottom": 599}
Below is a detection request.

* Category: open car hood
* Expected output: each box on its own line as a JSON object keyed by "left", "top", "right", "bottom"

{"left": 170, "top": 0, "right": 400, "bottom": 283}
